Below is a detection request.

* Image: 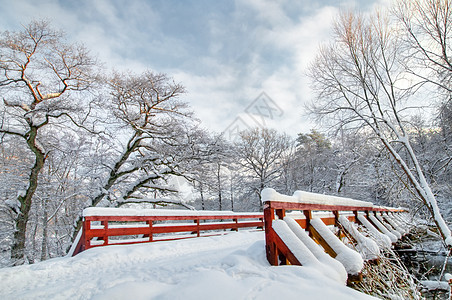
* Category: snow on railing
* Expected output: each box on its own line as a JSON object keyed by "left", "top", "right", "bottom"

{"left": 261, "top": 188, "right": 374, "bottom": 208}
{"left": 272, "top": 219, "right": 347, "bottom": 284}
{"left": 356, "top": 213, "right": 392, "bottom": 248}
{"left": 71, "top": 208, "right": 264, "bottom": 256}
{"left": 310, "top": 217, "right": 363, "bottom": 275}
{"left": 262, "top": 188, "right": 409, "bottom": 284}
{"left": 338, "top": 216, "right": 380, "bottom": 260}
{"left": 368, "top": 214, "right": 398, "bottom": 243}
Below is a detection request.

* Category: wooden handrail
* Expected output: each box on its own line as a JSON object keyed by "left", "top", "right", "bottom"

{"left": 262, "top": 188, "right": 408, "bottom": 284}
{"left": 72, "top": 210, "right": 264, "bottom": 256}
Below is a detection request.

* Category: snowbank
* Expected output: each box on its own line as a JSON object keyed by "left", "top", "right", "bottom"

{"left": 0, "top": 232, "right": 376, "bottom": 300}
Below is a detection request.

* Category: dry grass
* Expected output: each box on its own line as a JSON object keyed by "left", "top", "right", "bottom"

{"left": 351, "top": 248, "right": 422, "bottom": 299}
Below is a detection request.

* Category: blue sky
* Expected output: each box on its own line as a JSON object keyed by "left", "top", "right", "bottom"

{"left": 0, "top": 0, "right": 388, "bottom": 137}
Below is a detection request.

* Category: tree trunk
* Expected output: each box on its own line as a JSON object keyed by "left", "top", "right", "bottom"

{"left": 230, "top": 173, "right": 234, "bottom": 212}
{"left": 217, "top": 163, "right": 222, "bottom": 211}
{"left": 68, "top": 132, "right": 142, "bottom": 248}
{"left": 40, "top": 198, "right": 48, "bottom": 261}
{"left": 200, "top": 182, "right": 205, "bottom": 210}
{"left": 11, "top": 126, "right": 46, "bottom": 265}
{"left": 381, "top": 136, "right": 451, "bottom": 246}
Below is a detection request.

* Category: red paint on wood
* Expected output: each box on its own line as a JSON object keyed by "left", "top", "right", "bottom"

{"left": 73, "top": 212, "right": 265, "bottom": 256}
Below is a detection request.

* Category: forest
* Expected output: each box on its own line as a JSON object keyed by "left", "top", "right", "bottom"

{"left": 1, "top": 0, "right": 451, "bottom": 273}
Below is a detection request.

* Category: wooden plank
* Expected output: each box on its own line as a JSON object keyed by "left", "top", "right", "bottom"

{"left": 86, "top": 227, "right": 150, "bottom": 237}
{"left": 265, "top": 201, "right": 388, "bottom": 212}
{"left": 320, "top": 217, "right": 336, "bottom": 226}
{"left": 270, "top": 229, "right": 302, "bottom": 266}
{"left": 294, "top": 219, "right": 307, "bottom": 228}
{"left": 309, "top": 225, "right": 337, "bottom": 258}
{"left": 84, "top": 214, "right": 263, "bottom": 222}
{"left": 85, "top": 220, "right": 264, "bottom": 240}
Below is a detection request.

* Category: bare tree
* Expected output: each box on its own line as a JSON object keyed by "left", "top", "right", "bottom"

{"left": 235, "top": 128, "right": 293, "bottom": 209}
{"left": 0, "top": 21, "right": 98, "bottom": 264}
{"left": 394, "top": 0, "right": 452, "bottom": 94}
{"left": 308, "top": 10, "right": 452, "bottom": 247}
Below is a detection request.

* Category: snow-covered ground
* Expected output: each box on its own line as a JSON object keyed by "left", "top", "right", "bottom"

{"left": 0, "top": 231, "right": 376, "bottom": 299}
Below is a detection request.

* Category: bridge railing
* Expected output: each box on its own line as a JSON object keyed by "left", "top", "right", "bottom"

{"left": 71, "top": 207, "right": 264, "bottom": 256}
{"left": 261, "top": 188, "right": 407, "bottom": 282}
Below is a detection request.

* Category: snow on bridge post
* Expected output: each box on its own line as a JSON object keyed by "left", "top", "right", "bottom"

{"left": 261, "top": 188, "right": 409, "bottom": 285}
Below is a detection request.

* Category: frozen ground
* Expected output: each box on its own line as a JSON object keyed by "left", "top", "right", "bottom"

{"left": 0, "top": 231, "right": 376, "bottom": 299}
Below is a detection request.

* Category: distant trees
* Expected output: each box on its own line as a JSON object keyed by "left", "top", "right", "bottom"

{"left": 234, "top": 128, "right": 293, "bottom": 209}
{"left": 183, "top": 128, "right": 294, "bottom": 212}
{"left": 292, "top": 130, "right": 334, "bottom": 193}
{"left": 185, "top": 134, "right": 236, "bottom": 211}
{"left": 308, "top": 1, "right": 452, "bottom": 246}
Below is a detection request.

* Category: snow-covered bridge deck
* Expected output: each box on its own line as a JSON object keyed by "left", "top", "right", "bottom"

{"left": 0, "top": 231, "right": 376, "bottom": 299}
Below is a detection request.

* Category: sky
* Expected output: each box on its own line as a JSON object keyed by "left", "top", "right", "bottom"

{"left": 0, "top": 0, "right": 389, "bottom": 138}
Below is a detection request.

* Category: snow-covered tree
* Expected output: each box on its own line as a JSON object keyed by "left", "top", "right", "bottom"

{"left": 70, "top": 70, "right": 194, "bottom": 241}
{"left": 309, "top": 9, "right": 452, "bottom": 247}
{"left": 234, "top": 128, "right": 293, "bottom": 209}
{"left": 291, "top": 130, "right": 335, "bottom": 193}
{"left": 0, "top": 21, "right": 98, "bottom": 264}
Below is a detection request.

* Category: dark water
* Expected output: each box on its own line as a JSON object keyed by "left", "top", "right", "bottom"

{"left": 396, "top": 229, "right": 451, "bottom": 299}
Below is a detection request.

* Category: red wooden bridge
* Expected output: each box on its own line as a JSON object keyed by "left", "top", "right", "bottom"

{"left": 71, "top": 189, "right": 410, "bottom": 284}
{"left": 261, "top": 188, "right": 408, "bottom": 283}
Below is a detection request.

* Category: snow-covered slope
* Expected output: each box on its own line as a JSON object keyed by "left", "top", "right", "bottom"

{"left": 0, "top": 231, "right": 376, "bottom": 299}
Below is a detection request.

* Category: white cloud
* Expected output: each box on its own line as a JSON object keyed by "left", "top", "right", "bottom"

{"left": 0, "top": 0, "right": 388, "bottom": 137}
{"left": 162, "top": 3, "right": 346, "bottom": 136}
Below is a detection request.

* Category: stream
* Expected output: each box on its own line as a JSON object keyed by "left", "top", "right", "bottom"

{"left": 395, "top": 226, "right": 451, "bottom": 299}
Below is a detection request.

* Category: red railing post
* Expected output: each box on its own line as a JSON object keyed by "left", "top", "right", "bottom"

{"left": 196, "top": 218, "right": 200, "bottom": 237}
{"left": 333, "top": 210, "right": 341, "bottom": 238}
{"left": 84, "top": 217, "right": 91, "bottom": 250}
{"left": 448, "top": 277, "right": 451, "bottom": 299}
{"left": 304, "top": 210, "right": 313, "bottom": 237}
{"left": 264, "top": 203, "right": 278, "bottom": 266}
{"left": 147, "top": 220, "right": 153, "bottom": 242}
{"left": 276, "top": 208, "right": 285, "bottom": 220}
{"left": 101, "top": 220, "right": 109, "bottom": 246}
{"left": 354, "top": 210, "right": 360, "bottom": 225}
